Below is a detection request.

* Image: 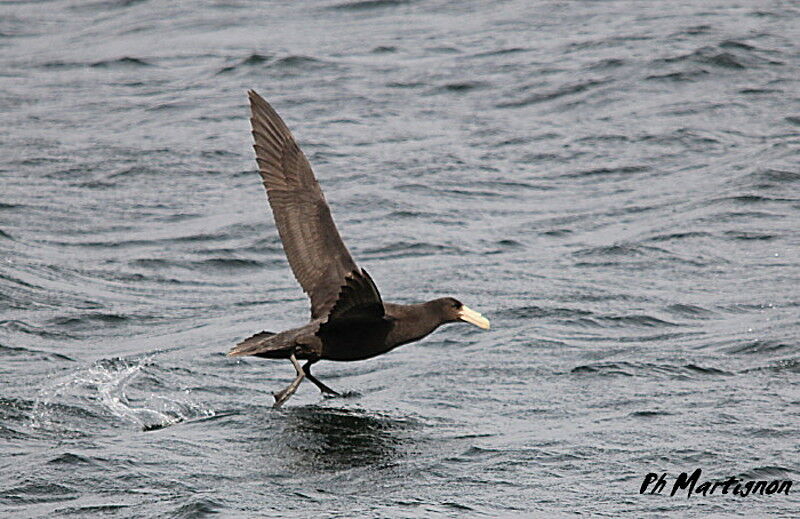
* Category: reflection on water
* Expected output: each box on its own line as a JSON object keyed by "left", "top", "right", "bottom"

{"left": 277, "top": 406, "right": 418, "bottom": 471}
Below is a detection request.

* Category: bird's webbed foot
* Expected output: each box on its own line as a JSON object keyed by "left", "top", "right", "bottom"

{"left": 302, "top": 361, "right": 340, "bottom": 397}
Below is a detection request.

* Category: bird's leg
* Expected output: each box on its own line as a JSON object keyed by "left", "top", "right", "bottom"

{"left": 302, "top": 360, "right": 340, "bottom": 397}
{"left": 272, "top": 353, "right": 305, "bottom": 408}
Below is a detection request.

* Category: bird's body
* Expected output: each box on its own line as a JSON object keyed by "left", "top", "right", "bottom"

{"left": 228, "top": 91, "right": 490, "bottom": 407}
{"left": 232, "top": 300, "right": 466, "bottom": 362}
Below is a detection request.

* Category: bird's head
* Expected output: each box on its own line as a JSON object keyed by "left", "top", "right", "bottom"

{"left": 434, "top": 297, "right": 490, "bottom": 330}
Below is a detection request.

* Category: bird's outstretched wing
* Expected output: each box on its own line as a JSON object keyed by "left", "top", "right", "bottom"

{"left": 248, "top": 90, "right": 380, "bottom": 320}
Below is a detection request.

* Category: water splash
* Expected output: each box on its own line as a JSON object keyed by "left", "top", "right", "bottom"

{"left": 29, "top": 356, "right": 214, "bottom": 433}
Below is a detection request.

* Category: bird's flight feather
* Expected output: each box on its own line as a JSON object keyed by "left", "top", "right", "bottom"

{"left": 248, "top": 90, "right": 382, "bottom": 321}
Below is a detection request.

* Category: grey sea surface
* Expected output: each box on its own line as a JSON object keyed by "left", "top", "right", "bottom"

{"left": 2, "top": 0, "right": 800, "bottom": 517}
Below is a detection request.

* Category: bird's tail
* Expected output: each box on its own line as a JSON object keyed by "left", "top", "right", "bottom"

{"left": 227, "top": 330, "right": 280, "bottom": 357}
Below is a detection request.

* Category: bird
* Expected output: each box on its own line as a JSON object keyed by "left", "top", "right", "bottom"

{"left": 228, "top": 90, "right": 490, "bottom": 408}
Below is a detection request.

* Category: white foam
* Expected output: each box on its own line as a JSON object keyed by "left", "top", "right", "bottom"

{"left": 29, "top": 356, "right": 215, "bottom": 432}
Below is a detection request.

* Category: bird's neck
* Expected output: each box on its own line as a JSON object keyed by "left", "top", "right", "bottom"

{"left": 383, "top": 301, "right": 445, "bottom": 348}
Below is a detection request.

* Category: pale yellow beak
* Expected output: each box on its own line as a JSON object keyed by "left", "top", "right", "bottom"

{"left": 457, "top": 305, "right": 490, "bottom": 330}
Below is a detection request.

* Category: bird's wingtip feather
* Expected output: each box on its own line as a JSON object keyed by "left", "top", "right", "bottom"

{"left": 248, "top": 89, "right": 264, "bottom": 104}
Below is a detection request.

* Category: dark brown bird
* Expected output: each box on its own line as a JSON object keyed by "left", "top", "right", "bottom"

{"left": 228, "top": 90, "right": 490, "bottom": 407}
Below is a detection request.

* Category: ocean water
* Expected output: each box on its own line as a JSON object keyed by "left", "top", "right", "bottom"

{"left": 2, "top": 0, "right": 799, "bottom": 517}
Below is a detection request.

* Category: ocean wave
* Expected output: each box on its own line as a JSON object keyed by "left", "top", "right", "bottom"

{"left": 90, "top": 56, "right": 153, "bottom": 68}
{"left": 497, "top": 79, "right": 610, "bottom": 108}
{"left": 571, "top": 361, "right": 731, "bottom": 378}
{"left": 329, "top": 0, "right": 412, "bottom": 11}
